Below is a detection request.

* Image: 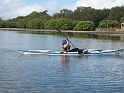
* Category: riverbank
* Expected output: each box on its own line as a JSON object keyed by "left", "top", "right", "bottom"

{"left": 0, "top": 28, "right": 124, "bottom": 36}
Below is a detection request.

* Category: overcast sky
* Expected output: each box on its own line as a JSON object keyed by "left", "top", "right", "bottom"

{"left": 0, "top": 0, "right": 124, "bottom": 20}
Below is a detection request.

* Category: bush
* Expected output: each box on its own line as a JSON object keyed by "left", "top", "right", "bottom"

{"left": 44, "top": 19, "right": 58, "bottom": 29}
{"left": 27, "top": 19, "right": 45, "bottom": 29}
{"left": 44, "top": 18, "right": 74, "bottom": 30}
{"left": 0, "top": 21, "right": 10, "bottom": 28}
{"left": 73, "top": 21, "right": 95, "bottom": 31}
{"left": 98, "top": 20, "right": 120, "bottom": 29}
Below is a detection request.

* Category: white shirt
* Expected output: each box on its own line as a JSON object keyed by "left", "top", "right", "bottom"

{"left": 63, "top": 40, "right": 69, "bottom": 48}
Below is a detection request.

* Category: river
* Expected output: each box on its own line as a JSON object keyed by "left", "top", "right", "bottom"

{"left": 0, "top": 30, "right": 124, "bottom": 93}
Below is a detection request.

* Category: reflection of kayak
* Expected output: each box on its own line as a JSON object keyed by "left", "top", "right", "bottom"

{"left": 18, "top": 49, "right": 124, "bottom": 55}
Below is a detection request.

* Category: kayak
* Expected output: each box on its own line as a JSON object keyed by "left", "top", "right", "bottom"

{"left": 18, "top": 48, "right": 124, "bottom": 55}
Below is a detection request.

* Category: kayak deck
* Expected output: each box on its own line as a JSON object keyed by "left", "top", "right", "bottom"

{"left": 18, "top": 49, "right": 124, "bottom": 55}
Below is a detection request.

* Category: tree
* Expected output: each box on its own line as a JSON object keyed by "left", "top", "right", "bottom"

{"left": 56, "top": 18, "right": 73, "bottom": 30}
{"left": 0, "top": 21, "right": 10, "bottom": 28}
{"left": 52, "top": 9, "right": 72, "bottom": 19}
{"left": 27, "top": 19, "right": 45, "bottom": 29}
{"left": 44, "top": 19, "right": 58, "bottom": 30}
{"left": 107, "top": 6, "right": 124, "bottom": 22}
{"left": 16, "top": 19, "right": 29, "bottom": 28}
{"left": 120, "top": 16, "right": 124, "bottom": 23}
{"left": 74, "top": 21, "right": 95, "bottom": 31}
{"left": 10, "top": 22, "right": 17, "bottom": 28}
{"left": 44, "top": 18, "right": 74, "bottom": 30}
{"left": 26, "top": 10, "right": 51, "bottom": 20}
{"left": 2, "top": 6, "right": 124, "bottom": 30}
{"left": 98, "top": 20, "right": 119, "bottom": 29}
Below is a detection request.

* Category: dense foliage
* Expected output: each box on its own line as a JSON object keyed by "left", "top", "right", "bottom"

{"left": 27, "top": 19, "right": 45, "bottom": 29}
{"left": 98, "top": 20, "right": 120, "bottom": 29}
{"left": 74, "top": 21, "right": 95, "bottom": 31}
{"left": 0, "top": 6, "right": 124, "bottom": 31}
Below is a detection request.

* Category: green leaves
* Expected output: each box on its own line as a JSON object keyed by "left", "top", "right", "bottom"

{"left": 44, "top": 18, "right": 73, "bottom": 30}
{"left": 1, "top": 6, "right": 124, "bottom": 30}
{"left": 16, "top": 19, "right": 29, "bottom": 28}
{"left": 44, "top": 19, "right": 58, "bottom": 30}
{"left": 98, "top": 20, "right": 119, "bottom": 29}
{"left": 74, "top": 21, "right": 95, "bottom": 31}
{"left": 27, "top": 19, "right": 45, "bottom": 29}
{"left": 0, "top": 21, "right": 10, "bottom": 28}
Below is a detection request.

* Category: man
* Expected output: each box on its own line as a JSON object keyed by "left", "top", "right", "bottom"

{"left": 61, "top": 38, "right": 81, "bottom": 52}
{"left": 61, "top": 39, "right": 71, "bottom": 52}
{"left": 61, "top": 38, "right": 87, "bottom": 54}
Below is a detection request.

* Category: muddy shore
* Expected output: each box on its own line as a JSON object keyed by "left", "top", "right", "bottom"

{"left": 0, "top": 28, "right": 124, "bottom": 36}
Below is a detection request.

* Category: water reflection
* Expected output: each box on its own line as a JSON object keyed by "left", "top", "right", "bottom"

{"left": 60, "top": 55, "right": 70, "bottom": 64}
{"left": 60, "top": 55, "right": 70, "bottom": 71}
{"left": 60, "top": 55, "right": 70, "bottom": 83}
{"left": 0, "top": 30, "right": 124, "bottom": 93}
{"left": 17, "top": 31, "right": 124, "bottom": 42}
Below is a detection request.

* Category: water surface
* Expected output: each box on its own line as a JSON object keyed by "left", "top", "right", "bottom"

{"left": 0, "top": 30, "right": 124, "bottom": 93}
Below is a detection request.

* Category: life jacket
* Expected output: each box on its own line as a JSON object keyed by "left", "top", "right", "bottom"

{"left": 61, "top": 45, "right": 70, "bottom": 52}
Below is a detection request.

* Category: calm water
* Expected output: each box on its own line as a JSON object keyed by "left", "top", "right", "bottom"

{"left": 0, "top": 30, "right": 124, "bottom": 93}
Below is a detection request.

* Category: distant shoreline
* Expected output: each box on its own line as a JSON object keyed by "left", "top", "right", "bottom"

{"left": 0, "top": 28, "right": 124, "bottom": 36}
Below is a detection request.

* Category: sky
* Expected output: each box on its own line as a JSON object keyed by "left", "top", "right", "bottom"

{"left": 0, "top": 0, "right": 124, "bottom": 20}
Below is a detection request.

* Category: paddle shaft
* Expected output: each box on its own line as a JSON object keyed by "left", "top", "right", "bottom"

{"left": 57, "top": 29, "right": 84, "bottom": 54}
{"left": 57, "top": 29, "right": 76, "bottom": 48}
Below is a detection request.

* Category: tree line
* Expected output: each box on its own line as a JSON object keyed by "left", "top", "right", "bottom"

{"left": 0, "top": 6, "right": 124, "bottom": 31}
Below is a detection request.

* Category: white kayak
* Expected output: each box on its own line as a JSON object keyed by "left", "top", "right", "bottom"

{"left": 18, "top": 49, "right": 124, "bottom": 55}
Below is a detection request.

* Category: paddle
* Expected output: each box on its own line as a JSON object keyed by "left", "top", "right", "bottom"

{"left": 57, "top": 29, "right": 83, "bottom": 54}
{"left": 57, "top": 29, "right": 76, "bottom": 48}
